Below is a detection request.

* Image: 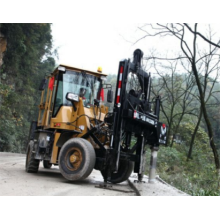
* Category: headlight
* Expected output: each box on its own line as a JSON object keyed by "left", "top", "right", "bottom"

{"left": 66, "top": 93, "right": 79, "bottom": 102}
{"left": 58, "top": 66, "right": 66, "bottom": 73}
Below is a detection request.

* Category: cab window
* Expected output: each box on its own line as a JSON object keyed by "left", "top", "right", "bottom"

{"left": 52, "top": 70, "right": 101, "bottom": 117}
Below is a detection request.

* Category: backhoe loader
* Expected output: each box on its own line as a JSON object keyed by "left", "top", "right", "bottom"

{"left": 25, "top": 49, "right": 167, "bottom": 183}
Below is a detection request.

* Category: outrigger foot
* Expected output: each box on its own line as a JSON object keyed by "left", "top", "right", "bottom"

{"left": 134, "top": 174, "right": 146, "bottom": 183}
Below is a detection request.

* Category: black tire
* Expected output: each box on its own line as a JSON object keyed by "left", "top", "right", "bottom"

{"left": 101, "top": 160, "right": 134, "bottom": 184}
{"left": 58, "top": 138, "right": 96, "bottom": 181}
{"left": 25, "top": 140, "right": 40, "bottom": 173}
{"left": 43, "top": 160, "right": 52, "bottom": 169}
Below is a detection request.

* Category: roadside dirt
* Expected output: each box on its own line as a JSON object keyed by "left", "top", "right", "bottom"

{"left": 0, "top": 152, "right": 188, "bottom": 196}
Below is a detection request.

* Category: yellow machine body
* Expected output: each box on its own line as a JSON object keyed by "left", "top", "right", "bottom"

{"left": 37, "top": 64, "right": 108, "bottom": 164}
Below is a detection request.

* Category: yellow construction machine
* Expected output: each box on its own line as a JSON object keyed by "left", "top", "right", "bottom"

{"left": 25, "top": 49, "right": 167, "bottom": 183}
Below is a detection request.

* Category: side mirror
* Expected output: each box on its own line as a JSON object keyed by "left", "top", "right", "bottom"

{"left": 66, "top": 93, "right": 79, "bottom": 102}
{"left": 107, "top": 90, "right": 113, "bottom": 103}
{"left": 39, "top": 79, "right": 47, "bottom": 91}
{"left": 66, "top": 92, "right": 79, "bottom": 112}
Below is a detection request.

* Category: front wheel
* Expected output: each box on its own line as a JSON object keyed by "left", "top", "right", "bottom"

{"left": 101, "top": 160, "right": 134, "bottom": 184}
{"left": 59, "top": 138, "right": 96, "bottom": 181}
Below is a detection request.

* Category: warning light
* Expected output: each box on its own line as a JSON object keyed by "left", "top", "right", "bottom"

{"left": 97, "top": 67, "right": 102, "bottom": 73}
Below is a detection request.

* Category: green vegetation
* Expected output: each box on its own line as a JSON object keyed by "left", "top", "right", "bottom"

{"left": 0, "top": 23, "right": 56, "bottom": 153}
{"left": 147, "top": 73, "right": 220, "bottom": 196}
{"left": 153, "top": 144, "right": 220, "bottom": 196}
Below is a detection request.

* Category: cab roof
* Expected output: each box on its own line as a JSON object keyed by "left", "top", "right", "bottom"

{"left": 52, "top": 64, "right": 108, "bottom": 77}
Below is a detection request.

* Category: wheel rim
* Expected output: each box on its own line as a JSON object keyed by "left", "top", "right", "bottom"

{"left": 64, "top": 147, "right": 83, "bottom": 171}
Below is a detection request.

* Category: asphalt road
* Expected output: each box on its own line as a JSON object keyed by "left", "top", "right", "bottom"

{"left": 0, "top": 152, "right": 188, "bottom": 196}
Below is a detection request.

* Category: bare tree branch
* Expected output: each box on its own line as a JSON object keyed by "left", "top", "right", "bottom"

{"left": 184, "top": 23, "right": 220, "bottom": 49}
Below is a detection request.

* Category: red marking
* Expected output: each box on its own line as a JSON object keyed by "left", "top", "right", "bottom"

{"left": 48, "top": 76, "right": 55, "bottom": 91}
{"left": 54, "top": 123, "right": 61, "bottom": 127}
{"left": 100, "top": 88, "right": 104, "bottom": 101}
{"left": 162, "top": 123, "right": 166, "bottom": 129}
{"left": 116, "top": 96, "right": 120, "bottom": 104}
{"left": 118, "top": 81, "right": 122, "bottom": 88}
{"left": 133, "top": 110, "right": 137, "bottom": 119}
{"left": 120, "top": 66, "right": 124, "bottom": 74}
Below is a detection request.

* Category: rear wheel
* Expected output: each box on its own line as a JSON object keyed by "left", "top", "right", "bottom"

{"left": 43, "top": 160, "right": 52, "bottom": 169}
{"left": 59, "top": 138, "right": 96, "bottom": 181}
{"left": 101, "top": 160, "right": 134, "bottom": 184}
{"left": 25, "top": 140, "right": 40, "bottom": 173}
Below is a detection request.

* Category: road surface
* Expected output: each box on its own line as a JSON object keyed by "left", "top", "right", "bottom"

{"left": 0, "top": 152, "right": 188, "bottom": 196}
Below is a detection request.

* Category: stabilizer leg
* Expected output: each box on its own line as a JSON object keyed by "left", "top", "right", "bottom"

{"left": 148, "top": 146, "right": 159, "bottom": 183}
{"left": 134, "top": 134, "right": 146, "bottom": 183}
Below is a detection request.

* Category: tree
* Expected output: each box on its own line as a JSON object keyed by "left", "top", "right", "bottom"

{"left": 137, "top": 23, "right": 220, "bottom": 171}
{"left": 0, "top": 23, "right": 56, "bottom": 152}
{"left": 149, "top": 58, "right": 197, "bottom": 146}
{"left": 188, "top": 47, "right": 220, "bottom": 160}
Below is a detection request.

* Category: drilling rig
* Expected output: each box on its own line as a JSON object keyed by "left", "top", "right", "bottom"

{"left": 25, "top": 49, "right": 167, "bottom": 184}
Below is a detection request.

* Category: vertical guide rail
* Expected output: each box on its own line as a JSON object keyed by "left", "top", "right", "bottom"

{"left": 111, "top": 60, "right": 129, "bottom": 172}
{"left": 146, "top": 73, "right": 151, "bottom": 102}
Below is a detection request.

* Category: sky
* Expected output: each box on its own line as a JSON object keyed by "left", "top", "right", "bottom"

{"left": 2, "top": 1, "right": 220, "bottom": 76}
{"left": 51, "top": 23, "right": 220, "bottom": 76}
{"left": 51, "top": 23, "right": 145, "bottom": 74}
{"left": 51, "top": 23, "right": 180, "bottom": 75}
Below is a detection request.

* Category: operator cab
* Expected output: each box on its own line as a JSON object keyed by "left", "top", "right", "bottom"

{"left": 37, "top": 64, "right": 108, "bottom": 128}
{"left": 53, "top": 68, "right": 102, "bottom": 117}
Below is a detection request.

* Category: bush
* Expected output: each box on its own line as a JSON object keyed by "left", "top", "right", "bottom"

{"left": 145, "top": 143, "right": 220, "bottom": 196}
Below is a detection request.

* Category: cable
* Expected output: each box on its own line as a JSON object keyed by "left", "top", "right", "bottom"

{"left": 99, "top": 106, "right": 102, "bottom": 121}
{"left": 70, "top": 114, "right": 92, "bottom": 125}
{"left": 93, "top": 105, "right": 97, "bottom": 125}
{"left": 60, "top": 114, "right": 94, "bottom": 133}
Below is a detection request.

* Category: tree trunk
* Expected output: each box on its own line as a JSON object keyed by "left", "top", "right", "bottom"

{"left": 187, "top": 107, "right": 202, "bottom": 160}
{"left": 170, "top": 110, "right": 186, "bottom": 148}
{"left": 192, "top": 63, "right": 220, "bottom": 169}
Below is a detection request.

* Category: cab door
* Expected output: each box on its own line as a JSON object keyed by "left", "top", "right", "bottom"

{"left": 38, "top": 76, "right": 57, "bottom": 128}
